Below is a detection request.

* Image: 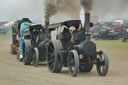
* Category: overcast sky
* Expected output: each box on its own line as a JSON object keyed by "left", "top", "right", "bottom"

{"left": 0, "top": 0, "right": 128, "bottom": 22}
{"left": 0, "top": 0, "right": 44, "bottom": 21}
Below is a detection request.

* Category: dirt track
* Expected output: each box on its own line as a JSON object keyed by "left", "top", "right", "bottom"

{"left": 0, "top": 34, "right": 128, "bottom": 85}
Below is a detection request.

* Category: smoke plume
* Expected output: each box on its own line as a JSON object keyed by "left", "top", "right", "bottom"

{"left": 44, "top": 0, "right": 80, "bottom": 20}
{"left": 44, "top": 0, "right": 58, "bottom": 20}
{"left": 80, "top": 0, "right": 93, "bottom": 13}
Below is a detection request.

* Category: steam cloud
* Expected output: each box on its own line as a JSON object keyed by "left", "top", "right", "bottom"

{"left": 80, "top": 0, "right": 93, "bottom": 13}
{"left": 44, "top": 0, "right": 58, "bottom": 20}
{"left": 44, "top": 0, "right": 80, "bottom": 20}
{"left": 44, "top": 0, "right": 128, "bottom": 21}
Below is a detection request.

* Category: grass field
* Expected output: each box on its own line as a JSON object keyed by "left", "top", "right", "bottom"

{"left": 94, "top": 39, "right": 128, "bottom": 50}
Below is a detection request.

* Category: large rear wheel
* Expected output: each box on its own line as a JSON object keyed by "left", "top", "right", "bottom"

{"left": 47, "top": 40, "right": 63, "bottom": 73}
{"left": 23, "top": 40, "right": 31, "bottom": 62}
{"left": 31, "top": 48, "right": 39, "bottom": 67}
{"left": 24, "top": 45, "right": 33, "bottom": 65}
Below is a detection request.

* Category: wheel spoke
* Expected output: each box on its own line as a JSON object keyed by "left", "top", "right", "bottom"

{"left": 48, "top": 53, "right": 51, "bottom": 56}
{"left": 102, "top": 65, "right": 105, "bottom": 72}
{"left": 52, "top": 51, "right": 55, "bottom": 55}
{"left": 49, "top": 46, "right": 54, "bottom": 51}
{"left": 71, "top": 58, "right": 75, "bottom": 64}
{"left": 98, "top": 63, "right": 105, "bottom": 74}
{"left": 50, "top": 62, "right": 54, "bottom": 69}
{"left": 48, "top": 58, "right": 54, "bottom": 64}
{"left": 102, "top": 61, "right": 105, "bottom": 65}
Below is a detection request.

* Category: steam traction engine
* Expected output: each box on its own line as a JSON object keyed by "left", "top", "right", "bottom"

{"left": 23, "top": 24, "right": 47, "bottom": 66}
{"left": 23, "top": 20, "right": 55, "bottom": 66}
{"left": 10, "top": 18, "right": 32, "bottom": 55}
{"left": 47, "top": 13, "right": 109, "bottom": 77}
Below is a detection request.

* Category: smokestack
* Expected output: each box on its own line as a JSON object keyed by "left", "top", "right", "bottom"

{"left": 84, "top": 13, "right": 90, "bottom": 33}
{"left": 82, "top": 13, "right": 91, "bottom": 40}
{"left": 80, "top": 0, "right": 92, "bottom": 33}
{"left": 45, "top": 18, "right": 49, "bottom": 27}
{"left": 45, "top": 18, "right": 50, "bottom": 34}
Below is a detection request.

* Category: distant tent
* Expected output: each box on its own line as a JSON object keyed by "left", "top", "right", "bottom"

{"left": 3, "top": 21, "right": 14, "bottom": 29}
{"left": 0, "top": 22, "right": 8, "bottom": 26}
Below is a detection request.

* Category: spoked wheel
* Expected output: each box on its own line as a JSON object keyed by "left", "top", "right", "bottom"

{"left": 68, "top": 50, "right": 79, "bottom": 77}
{"left": 32, "top": 48, "right": 39, "bottom": 67}
{"left": 47, "top": 40, "right": 63, "bottom": 73}
{"left": 56, "top": 51, "right": 63, "bottom": 72}
{"left": 96, "top": 51, "right": 109, "bottom": 76}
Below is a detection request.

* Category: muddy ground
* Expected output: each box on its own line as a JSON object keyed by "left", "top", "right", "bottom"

{"left": 0, "top": 33, "right": 128, "bottom": 85}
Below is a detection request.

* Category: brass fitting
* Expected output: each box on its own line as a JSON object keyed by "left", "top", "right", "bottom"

{"left": 45, "top": 18, "right": 50, "bottom": 23}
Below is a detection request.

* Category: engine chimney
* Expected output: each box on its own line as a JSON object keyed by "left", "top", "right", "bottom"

{"left": 83, "top": 13, "right": 91, "bottom": 40}
{"left": 84, "top": 13, "right": 90, "bottom": 32}
{"left": 45, "top": 18, "right": 50, "bottom": 28}
{"left": 45, "top": 18, "right": 50, "bottom": 34}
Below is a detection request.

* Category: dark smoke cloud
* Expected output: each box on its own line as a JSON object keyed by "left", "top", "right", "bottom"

{"left": 44, "top": 0, "right": 128, "bottom": 21}
{"left": 44, "top": 0, "right": 80, "bottom": 20}
{"left": 80, "top": 0, "right": 93, "bottom": 13}
{"left": 44, "top": 0, "right": 58, "bottom": 20}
